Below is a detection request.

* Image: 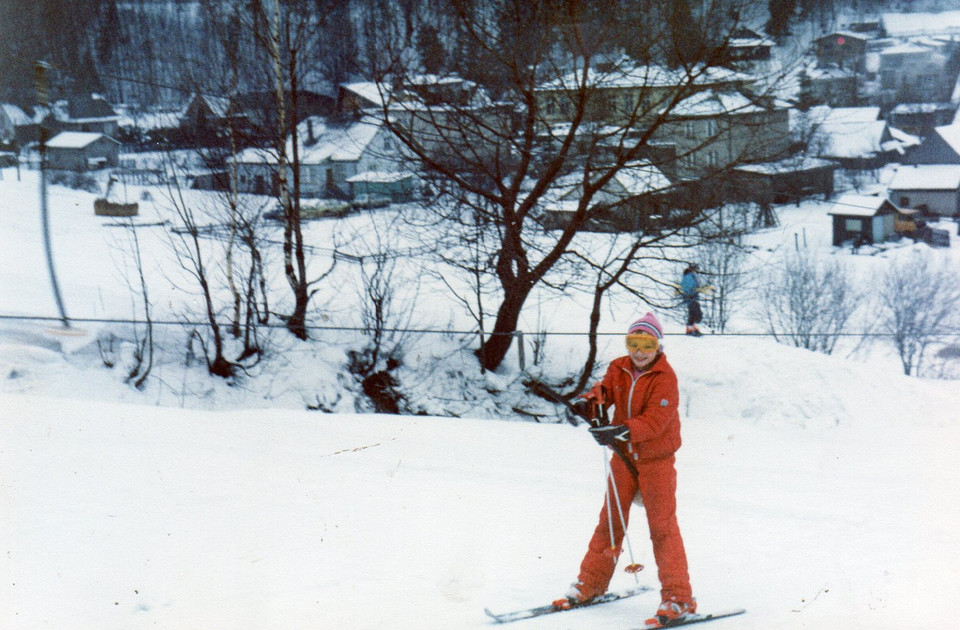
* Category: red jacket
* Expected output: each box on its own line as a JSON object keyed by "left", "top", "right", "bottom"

{"left": 597, "top": 352, "right": 682, "bottom": 462}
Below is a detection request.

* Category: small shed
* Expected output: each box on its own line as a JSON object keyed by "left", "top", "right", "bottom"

{"left": 45, "top": 131, "right": 119, "bottom": 170}
{"left": 887, "top": 164, "right": 960, "bottom": 217}
{"left": 828, "top": 194, "right": 898, "bottom": 246}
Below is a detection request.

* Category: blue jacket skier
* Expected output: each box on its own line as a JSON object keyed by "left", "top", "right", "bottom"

{"left": 680, "top": 265, "right": 703, "bottom": 336}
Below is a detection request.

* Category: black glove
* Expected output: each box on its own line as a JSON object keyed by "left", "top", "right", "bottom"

{"left": 571, "top": 399, "right": 598, "bottom": 422}
{"left": 589, "top": 425, "right": 630, "bottom": 446}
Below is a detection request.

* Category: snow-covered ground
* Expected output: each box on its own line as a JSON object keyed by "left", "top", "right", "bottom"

{"left": 2, "top": 164, "right": 960, "bottom": 628}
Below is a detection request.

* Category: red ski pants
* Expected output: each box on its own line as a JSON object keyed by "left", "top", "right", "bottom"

{"left": 577, "top": 453, "right": 692, "bottom": 602}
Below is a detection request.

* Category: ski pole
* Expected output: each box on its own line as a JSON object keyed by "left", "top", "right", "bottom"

{"left": 596, "top": 403, "right": 643, "bottom": 577}
{"left": 605, "top": 455, "right": 643, "bottom": 577}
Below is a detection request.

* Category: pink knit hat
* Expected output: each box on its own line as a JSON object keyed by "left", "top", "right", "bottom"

{"left": 627, "top": 312, "right": 663, "bottom": 340}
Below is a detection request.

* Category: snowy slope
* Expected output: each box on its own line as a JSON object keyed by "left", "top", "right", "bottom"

{"left": 3, "top": 333, "right": 959, "bottom": 629}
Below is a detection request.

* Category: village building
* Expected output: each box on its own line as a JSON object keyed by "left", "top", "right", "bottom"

{"left": 903, "top": 119, "right": 960, "bottom": 164}
{"left": 814, "top": 31, "right": 871, "bottom": 72}
{"left": 540, "top": 160, "right": 673, "bottom": 232}
{"left": 887, "top": 102, "right": 957, "bottom": 137}
{"left": 0, "top": 103, "right": 32, "bottom": 146}
{"left": 800, "top": 64, "right": 860, "bottom": 108}
{"left": 827, "top": 194, "right": 898, "bottom": 246}
{"left": 887, "top": 164, "right": 960, "bottom": 217}
{"left": 809, "top": 106, "right": 918, "bottom": 170}
{"left": 731, "top": 156, "right": 836, "bottom": 206}
{"left": 667, "top": 89, "right": 791, "bottom": 181}
{"left": 59, "top": 94, "right": 120, "bottom": 137}
{"left": 878, "top": 41, "right": 954, "bottom": 108}
{"left": 44, "top": 131, "right": 120, "bottom": 170}
{"left": 233, "top": 115, "right": 404, "bottom": 199}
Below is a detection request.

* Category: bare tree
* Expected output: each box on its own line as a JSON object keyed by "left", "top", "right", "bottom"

{"left": 362, "top": 0, "right": 796, "bottom": 371}
{"left": 757, "top": 247, "right": 858, "bottom": 355}
{"left": 876, "top": 251, "right": 960, "bottom": 376}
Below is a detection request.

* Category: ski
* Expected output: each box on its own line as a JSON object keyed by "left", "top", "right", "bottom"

{"left": 484, "top": 586, "right": 653, "bottom": 624}
{"left": 639, "top": 608, "right": 746, "bottom": 628}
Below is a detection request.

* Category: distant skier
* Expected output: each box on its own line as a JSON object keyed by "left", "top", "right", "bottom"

{"left": 680, "top": 264, "right": 703, "bottom": 336}
{"left": 556, "top": 312, "right": 696, "bottom": 627}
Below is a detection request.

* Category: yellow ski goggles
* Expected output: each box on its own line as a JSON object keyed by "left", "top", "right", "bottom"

{"left": 625, "top": 334, "right": 660, "bottom": 353}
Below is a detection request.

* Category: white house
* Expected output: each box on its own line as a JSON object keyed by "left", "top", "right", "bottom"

{"left": 233, "top": 115, "right": 405, "bottom": 198}
{"left": 45, "top": 131, "right": 120, "bottom": 170}
{"left": 887, "top": 164, "right": 960, "bottom": 217}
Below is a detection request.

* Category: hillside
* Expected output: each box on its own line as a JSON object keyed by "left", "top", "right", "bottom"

{"left": 3, "top": 331, "right": 959, "bottom": 628}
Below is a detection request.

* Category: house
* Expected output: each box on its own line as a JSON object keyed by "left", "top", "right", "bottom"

{"left": 878, "top": 41, "right": 953, "bottom": 107}
{"left": 533, "top": 61, "right": 751, "bottom": 132}
{"left": 903, "top": 120, "right": 960, "bottom": 164}
{"left": 60, "top": 94, "right": 120, "bottom": 136}
{"left": 721, "top": 28, "right": 774, "bottom": 64}
{"left": 0, "top": 103, "right": 32, "bottom": 145}
{"left": 180, "top": 90, "right": 334, "bottom": 143}
{"left": 540, "top": 160, "right": 674, "bottom": 232}
{"left": 180, "top": 93, "right": 238, "bottom": 139}
{"left": 809, "top": 106, "right": 918, "bottom": 170}
{"left": 337, "top": 82, "right": 389, "bottom": 115}
{"left": 660, "top": 89, "right": 792, "bottom": 182}
{"left": 45, "top": 131, "right": 120, "bottom": 170}
{"left": 887, "top": 164, "right": 960, "bottom": 217}
{"left": 233, "top": 115, "right": 404, "bottom": 198}
{"left": 887, "top": 102, "right": 957, "bottom": 137}
{"left": 814, "top": 32, "right": 871, "bottom": 72}
{"left": 799, "top": 64, "right": 859, "bottom": 108}
{"left": 827, "top": 194, "right": 898, "bottom": 246}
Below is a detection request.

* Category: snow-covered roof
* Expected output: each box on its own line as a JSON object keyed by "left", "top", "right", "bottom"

{"left": 828, "top": 194, "right": 892, "bottom": 216}
{"left": 235, "top": 115, "right": 385, "bottom": 165}
{"left": 813, "top": 107, "right": 892, "bottom": 159}
{"left": 45, "top": 131, "right": 114, "bottom": 149}
{"left": 816, "top": 30, "right": 871, "bottom": 42}
{"left": 1, "top": 103, "right": 31, "bottom": 126}
{"left": 536, "top": 63, "right": 748, "bottom": 92}
{"left": 888, "top": 164, "right": 960, "bottom": 190}
{"left": 547, "top": 160, "right": 671, "bottom": 208}
{"left": 929, "top": 122, "right": 960, "bottom": 155}
{"left": 880, "top": 42, "right": 935, "bottom": 56}
{"left": 341, "top": 82, "right": 389, "bottom": 109}
{"left": 881, "top": 10, "right": 960, "bottom": 38}
{"left": 346, "top": 171, "right": 414, "bottom": 183}
{"left": 734, "top": 156, "right": 836, "bottom": 175}
{"left": 669, "top": 89, "right": 767, "bottom": 117}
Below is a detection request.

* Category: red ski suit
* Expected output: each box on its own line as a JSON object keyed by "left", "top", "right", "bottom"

{"left": 577, "top": 352, "right": 692, "bottom": 602}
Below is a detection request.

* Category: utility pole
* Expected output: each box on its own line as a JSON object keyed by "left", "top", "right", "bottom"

{"left": 35, "top": 60, "right": 70, "bottom": 329}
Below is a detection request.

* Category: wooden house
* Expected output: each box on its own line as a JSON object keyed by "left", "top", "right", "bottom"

{"left": 732, "top": 156, "right": 836, "bottom": 205}
{"left": 827, "top": 194, "right": 898, "bottom": 246}
{"left": 814, "top": 32, "right": 870, "bottom": 72}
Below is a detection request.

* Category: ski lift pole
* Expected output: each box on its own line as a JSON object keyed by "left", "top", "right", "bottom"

{"left": 35, "top": 60, "right": 69, "bottom": 329}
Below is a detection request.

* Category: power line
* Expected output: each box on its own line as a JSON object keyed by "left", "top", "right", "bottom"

{"left": 1, "top": 313, "right": 956, "bottom": 339}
